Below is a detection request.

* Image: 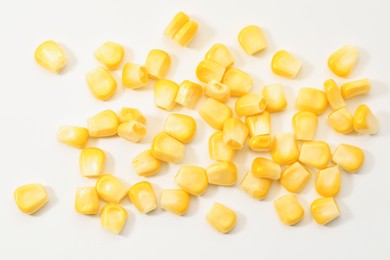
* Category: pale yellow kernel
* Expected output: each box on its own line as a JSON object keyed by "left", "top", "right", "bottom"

{"left": 328, "top": 107, "right": 354, "bottom": 134}
{"left": 87, "top": 110, "right": 119, "bottom": 137}
{"left": 206, "top": 202, "right": 236, "bottom": 234}
{"left": 199, "top": 98, "right": 232, "bottom": 130}
{"left": 175, "top": 166, "right": 208, "bottom": 196}
{"left": 296, "top": 88, "right": 328, "bottom": 115}
{"left": 79, "top": 147, "right": 105, "bottom": 177}
{"left": 163, "top": 113, "right": 196, "bottom": 143}
{"left": 222, "top": 67, "right": 253, "bottom": 96}
{"left": 235, "top": 94, "right": 267, "bottom": 117}
{"left": 315, "top": 166, "right": 341, "bottom": 197}
{"left": 57, "top": 126, "right": 89, "bottom": 149}
{"left": 262, "top": 84, "right": 287, "bottom": 112}
{"left": 151, "top": 132, "right": 185, "bottom": 163}
{"left": 248, "top": 134, "right": 272, "bottom": 152}
{"left": 117, "top": 121, "right": 146, "bottom": 143}
{"left": 122, "top": 62, "right": 149, "bottom": 89}
{"left": 95, "top": 174, "right": 128, "bottom": 204}
{"left": 173, "top": 20, "right": 198, "bottom": 47}
{"left": 154, "top": 79, "right": 179, "bottom": 111}
{"left": 209, "top": 131, "right": 235, "bottom": 162}
{"left": 252, "top": 157, "right": 281, "bottom": 180}
{"left": 240, "top": 171, "right": 272, "bottom": 200}
{"left": 274, "top": 194, "right": 304, "bottom": 225}
{"left": 299, "top": 141, "right": 331, "bottom": 170}
{"left": 238, "top": 25, "right": 267, "bottom": 55}
{"left": 86, "top": 67, "right": 117, "bottom": 101}
{"left": 245, "top": 111, "right": 271, "bottom": 137}
{"left": 119, "top": 107, "right": 146, "bottom": 124}
{"left": 311, "top": 197, "right": 340, "bottom": 225}
{"left": 204, "top": 80, "right": 230, "bottom": 103}
{"left": 128, "top": 181, "right": 158, "bottom": 214}
{"left": 196, "top": 60, "right": 226, "bottom": 83}
{"left": 34, "top": 40, "right": 66, "bottom": 73}
{"left": 292, "top": 111, "right": 318, "bottom": 140}
{"left": 145, "top": 49, "right": 171, "bottom": 79}
{"left": 271, "top": 133, "right": 300, "bottom": 165}
{"left": 132, "top": 150, "right": 162, "bottom": 177}
{"left": 205, "top": 43, "right": 235, "bottom": 68}
{"left": 160, "top": 189, "right": 190, "bottom": 215}
{"left": 222, "top": 118, "right": 249, "bottom": 150}
{"left": 271, "top": 50, "right": 302, "bottom": 79}
{"left": 280, "top": 162, "right": 311, "bottom": 193}
{"left": 353, "top": 104, "right": 379, "bottom": 135}
{"left": 323, "top": 79, "right": 345, "bottom": 110}
{"left": 328, "top": 45, "right": 358, "bottom": 77}
{"left": 175, "top": 80, "right": 203, "bottom": 109}
{"left": 93, "top": 42, "right": 124, "bottom": 70}
{"left": 164, "top": 11, "right": 190, "bottom": 38}
{"left": 332, "top": 144, "right": 364, "bottom": 173}
{"left": 207, "top": 161, "right": 237, "bottom": 186}
{"left": 100, "top": 204, "right": 127, "bottom": 234}
{"left": 14, "top": 184, "right": 48, "bottom": 214}
{"left": 75, "top": 187, "right": 99, "bottom": 215}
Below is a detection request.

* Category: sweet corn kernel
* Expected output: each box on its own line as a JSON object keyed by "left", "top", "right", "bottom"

{"left": 332, "top": 144, "right": 364, "bottom": 173}
{"left": 292, "top": 111, "right": 318, "bottom": 140}
{"left": 122, "top": 62, "right": 149, "bottom": 89}
{"left": 271, "top": 133, "right": 300, "bottom": 165}
{"left": 175, "top": 80, "right": 203, "bottom": 109}
{"left": 323, "top": 79, "right": 345, "bottom": 110}
{"left": 93, "top": 42, "right": 124, "bottom": 70}
{"left": 353, "top": 104, "right": 379, "bottom": 134}
{"left": 271, "top": 50, "right": 302, "bottom": 79}
{"left": 204, "top": 80, "right": 230, "bottom": 103}
{"left": 206, "top": 202, "right": 236, "bottom": 234}
{"left": 274, "top": 194, "right": 304, "bottom": 225}
{"left": 196, "top": 60, "right": 226, "bottom": 83}
{"left": 128, "top": 181, "right": 157, "bottom": 214}
{"left": 87, "top": 110, "right": 119, "bottom": 137}
{"left": 96, "top": 174, "right": 128, "bottom": 204}
{"left": 145, "top": 49, "right": 171, "bottom": 79}
{"left": 199, "top": 98, "right": 232, "bottom": 130}
{"left": 238, "top": 25, "right": 267, "bottom": 55}
{"left": 14, "top": 184, "right": 48, "bottom": 214}
{"left": 328, "top": 45, "right": 358, "bottom": 77}
{"left": 100, "top": 204, "right": 127, "bottom": 234}
{"left": 117, "top": 121, "right": 146, "bottom": 143}
{"left": 154, "top": 79, "right": 179, "bottom": 111}
{"left": 164, "top": 113, "right": 196, "bottom": 143}
{"left": 221, "top": 67, "right": 253, "bottom": 96}
{"left": 280, "top": 162, "right": 311, "bottom": 193}
{"left": 299, "top": 141, "right": 331, "bottom": 169}
{"left": 86, "top": 67, "right": 117, "bottom": 101}
{"left": 245, "top": 111, "right": 271, "bottom": 137}
{"left": 262, "top": 84, "right": 287, "bottom": 112}
{"left": 222, "top": 118, "right": 249, "bottom": 150}
{"left": 205, "top": 43, "right": 234, "bottom": 68}
{"left": 235, "top": 94, "right": 267, "bottom": 116}
{"left": 248, "top": 134, "right": 272, "bottom": 152}
{"left": 252, "top": 157, "right": 281, "bottom": 180}
{"left": 328, "top": 107, "right": 354, "bottom": 134}
{"left": 175, "top": 166, "right": 208, "bottom": 196}
{"left": 34, "top": 40, "right": 66, "bottom": 73}
{"left": 79, "top": 147, "right": 105, "bottom": 177}
{"left": 240, "top": 171, "right": 272, "bottom": 200}
{"left": 207, "top": 161, "right": 237, "bottom": 186}
{"left": 151, "top": 132, "right": 185, "bottom": 163}
{"left": 341, "top": 78, "right": 371, "bottom": 99}
{"left": 75, "top": 187, "right": 99, "bottom": 215}
{"left": 315, "top": 166, "right": 341, "bottom": 197}
{"left": 311, "top": 197, "right": 340, "bottom": 225}
{"left": 173, "top": 20, "right": 198, "bottom": 47}
{"left": 132, "top": 150, "right": 162, "bottom": 177}
{"left": 160, "top": 189, "right": 190, "bottom": 215}
{"left": 209, "top": 131, "right": 235, "bottom": 161}
{"left": 164, "top": 11, "right": 190, "bottom": 38}
{"left": 296, "top": 88, "right": 328, "bottom": 115}
{"left": 119, "top": 107, "right": 146, "bottom": 124}
{"left": 57, "top": 126, "right": 89, "bottom": 149}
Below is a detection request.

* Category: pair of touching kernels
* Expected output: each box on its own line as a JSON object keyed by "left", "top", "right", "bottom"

{"left": 119, "top": 107, "right": 146, "bottom": 124}
{"left": 311, "top": 197, "right": 340, "bottom": 225}
{"left": 315, "top": 166, "right": 340, "bottom": 197}
{"left": 117, "top": 120, "right": 146, "bottom": 143}
{"left": 199, "top": 98, "right": 232, "bottom": 130}
{"left": 246, "top": 111, "right": 271, "bottom": 137}
{"left": 94, "top": 42, "right": 124, "bottom": 70}
{"left": 238, "top": 25, "right": 267, "bottom": 55}
{"left": 332, "top": 144, "right": 364, "bottom": 173}
{"left": 175, "top": 80, "right": 203, "bottom": 109}
{"left": 280, "top": 162, "right": 311, "bottom": 193}
{"left": 252, "top": 157, "right": 281, "bottom": 180}
{"left": 75, "top": 187, "right": 99, "bottom": 215}
{"left": 35, "top": 40, "right": 66, "bottom": 73}
{"left": 262, "top": 84, "right": 287, "bottom": 112}
{"left": 100, "top": 204, "right": 127, "bottom": 234}
{"left": 222, "top": 67, "right": 253, "bottom": 96}
{"left": 249, "top": 134, "right": 272, "bottom": 152}
{"left": 154, "top": 79, "right": 179, "bottom": 111}
{"left": 132, "top": 150, "right": 162, "bottom": 177}
{"left": 163, "top": 113, "right": 196, "bottom": 143}
{"left": 274, "top": 194, "right": 304, "bottom": 225}
{"left": 145, "top": 49, "right": 171, "bottom": 80}
{"left": 205, "top": 43, "right": 235, "bottom": 68}
{"left": 161, "top": 189, "right": 190, "bottom": 215}
{"left": 296, "top": 88, "right": 328, "bottom": 115}
{"left": 292, "top": 111, "right": 318, "bottom": 140}
{"left": 164, "top": 12, "right": 198, "bottom": 47}
{"left": 240, "top": 171, "right": 272, "bottom": 200}
{"left": 80, "top": 147, "right": 105, "bottom": 177}
{"left": 209, "top": 131, "right": 235, "bottom": 162}
{"left": 206, "top": 203, "right": 236, "bottom": 234}
{"left": 175, "top": 166, "right": 208, "bottom": 196}
{"left": 88, "top": 110, "right": 119, "bottom": 137}
{"left": 151, "top": 132, "right": 185, "bottom": 163}
{"left": 323, "top": 79, "right": 345, "bottom": 110}
{"left": 328, "top": 45, "right": 359, "bottom": 77}
{"left": 196, "top": 60, "right": 226, "bottom": 83}
{"left": 299, "top": 141, "right": 331, "bottom": 170}
{"left": 235, "top": 94, "right": 267, "bottom": 116}
{"left": 353, "top": 104, "right": 379, "bottom": 134}
{"left": 204, "top": 80, "right": 230, "bottom": 103}
{"left": 341, "top": 78, "right": 371, "bottom": 99}
{"left": 122, "top": 62, "right": 148, "bottom": 88}
{"left": 328, "top": 107, "right": 354, "bottom": 134}
{"left": 57, "top": 126, "right": 89, "bottom": 149}
{"left": 96, "top": 174, "right": 128, "bottom": 204}
{"left": 14, "top": 184, "right": 49, "bottom": 214}
{"left": 129, "top": 181, "right": 158, "bottom": 214}
{"left": 271, "top": 133, "right": 300, "bottom": 165}
{"left": 86, "top": 67, "right": 117, "bottom": 101}
{"left": 207, "top": 161, "right": 237, "bottom": 186}
{"left": 222, "top": 118, "right": 249, "bottom": 150}
{"left": 271, "top": 50, "right": 302, "bottom": 79}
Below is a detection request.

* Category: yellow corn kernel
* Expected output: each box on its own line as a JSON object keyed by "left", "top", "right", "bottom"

{"left": 245, "top": 111, "right": 271, "bottom": 137}
{"left": 271, "top": 50, "right": 302, "bottom": 79}
{"left": 222, "top": 118, "right": 249, "bottom": 150}
{"left": 34, "top": 40, "right": 66, "bottom": 73}
{"left": 93, "top": 42, "right": 124, "bottom": 70}
{"left": 100, "top": 204, "right": 127, "bottom": 234}
{"left": 274, "top": 194, "right": 304, "bottom": 225}
{"left": 315, "top": 166, "right": 340, "bottom": 197}
{"left": 151, "top": 132, "right": 185, "bottom": 163}
{"left": 206, "top": 202, "right": 236, "bottom": 234}
{"left": 332, "top": 144, "right": 364, "bottom": 173}
{"left": 164, "top": 11, "right": 190, "bottom": 38}
{"left": 209, "top": 131, "right": 235, "bottom": 161}
{"left": 199, "top": 98, "right": 232, "bottom": 130}
{"left": 271, "top": 133, "right": 300, "bottom": 165}
{"left": 240, "top": 171, "right": 272, "bottom": 200}
{"left": 248, "top": 134, "right": 272, "bottom": 152}
{"left": 161, "top": 189, "right": 190, "bottom": 215}
{"left": 119, "top": 107, "right": 146, "bottom": 124}
{"left": 122, "top": 62, "right": 148, "bottom": 89}
{"left": 14, "top": 184, "right": 48, "bottom": 214}
{"left": 196, "top": 60, "right": 226, "bottom": 83}
{"left": 80, "top": 147, "right": 105, "bottom": 177}
{"left": 86, "top": 67, "right": 117, "bottom": 101}
{"left": 204, "top": 80, "right": 230, "bottom": 103}
{"left": 207, "top": 161, "right": 237, "bottom": 186}
{"left": 221, "top": 67, "right": 253, "bottom": 96}
{"left": 280, "top": 162, "right": 311, "bottom": 193}
{"left": 205, "top": 43, "right": 234, "bottom": 68}
{"left": 341, "top": 78, "right": 371, "bottom": 99}
{"left": 235, "top": 94, "right": 267, "bottom": 117}
{"left": 175, "top": 80, "right": 203, "bottom": 109}
{"left": 238, "top": 25, "right": 267, "bottom": 55}
{"left": 173, "top": 20, "right": 198, "bottom": 47}
{"left": 252, "top": 157, "right": 281, "bottom": 180}
{"left": 262, "top": 84, "right": 287, "bottom": 112}
{"left": 128, "top": 181, "right": 157, "bottom": 214}
{"left": 96, "top": 174, "right": 128, "bottom": 204}
{"left": 353, "top": 104, "right": 379, "bottom": 134}
{"left": 299, "top": 141, "right": 331, "bottom": 169}
{"left": 154, "top": 79, "right": 179, "bottom": 111}
{"left": 311, "top": 197, "right": 340, "bottom": 225}
{"left": 117, "top": 121, "right": 146, "bottom": 143}
{"left": 132, "top": 150, "right": 162, "bottom": 177}
{"left": 292, "top": 111, "right": 318, "bottom": 140}
{"left": 328, "top": 107, "right": 354, "bottom": 134}
{"left": 175, "top": 166, "right": 208, "bottom": 196}
{"left": 164, "top": 113, "right": 196, "bottom": 143}
{"left": 323, "top": 79, "right": 345, "bottom": 110}
{"left": 296, "top": 88, "right": 328, "bottom": 115}
{"left": 74, "top": 187, "right": 99, "bottom": 215}
{"left": 328, "top": 45, "right": 358, "bottom": 77}
{"left": 57, "top": 126, "right": 89, "bottom": 149}
{"left": 145, "top": 49, "right": 171, "bottom": 80}
{"left": 87, "top": 110, "right": 119, "bottom": 137}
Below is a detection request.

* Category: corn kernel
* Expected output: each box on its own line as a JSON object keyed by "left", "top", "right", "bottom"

{"left": 100, "top": 204, "right": 127, "bottom": 234}
{"left": 252, "top": 157, "right": 281, "bottom": 180}
{"left": 240, "top": 171, "right": 272, "bottom": 200}
{"left": 164, "top": 113, "right": 196, "bottom": 143}
{"left": 274, "top": 194, "right": 304, "bottom": 225}
{"left": 235, "top": 94, "right": 267, "bottom": 117}
{"left": 161, "top": 189, "right": 190, "bottom": 215}
{"left": 87, "top": 110, "right": 119, "bottom": 137}
{"left": 296, "top": 88, "right": 328, "bottom": 115}
{"left": 14, "top": 184, "right": 48, "bottom": 214}
{"left": 175, "top": 80, "right": 203, "bottom": 109}
{"left": 292, "top": 111, "right": 318, "bottom": 140}
{"left": 222, "top": 67, "right": 253, "bottom": 96}
{"left": 271, "top": 50, "right": 302, "bottom": 79}
{"left": 328, "top": 107, "right": 354, "bottom": 134}
{"left": 280, "top": 162, "right": 311, "bottom": 193}
{"left": 238, "top": 25, "right": 267, "bottom": 55}
{"left": 173, "top": 20, "right": 198, "bottom": 47}
{"left": 271, "top": 133, "right": 300, "bottom": 165}
{"left": 196, "top": 60, "right": 226, "bottom": 83}
{"left": 205, "top": 43, "right": 234, "bottom": 68}
{"left": 206, "top": 202, "right": 236, "bottom": 234}
{"left": 248, "top": 134, "right": 272, "bottom": 152}
{"left": 34, "top": 40, "right": 66, "bottom": 73}
{"left": 75, "top": 187, "right": 99, "bottom": 215}
{"left": 332, "top": 144, "right": 364, "bottom": 173}
{"left": 119, "top": 107, "right": 146, "bottom": 124}
{"left": 145, "top": 49, "right": 171, "bottom": 79}
{"left": 311, "top": 197, "right": 340, "bottom": 225}
{"left": 93, "top": 42, "right": 124, "bottom": 70}
{"left": 175, "top": 166, "right": 208, "bottom": 196}
{"left": 199, "top": 98, "right": 232, "bottom": 130}
{"left": 132, "top": 150, "right": 162, "bottom": 177}
{"left": 207, "top": 161, "right": 237, "bottom": 186}
{"left": 117, "top": 121, "right": 146, "bottom": 143}
{"left": 57, "top": 126, "right": 89, "bottom": 149}
{"left": 245, "top": 111, "right": 271, "bottom": 137}
{"left": 96, "top": 174, "right": 128, "bottom": 204}
{"left": 122, "top": 62, "right": 148, "bottom": 89}
{"left": 204, "top": 80, "right": 230, "bottom": 103}
{"left": 164, "top": 11, "right": 190, "bottom": 38}
{"left": 79, "top": 147, "right": 105, "bottom": 177}
{"left": 315, "top": 166, "right": 340, "bottom": 197}
{"left": 323, "top": 79, "right": 345, "bottom": 110}
{"left": 299, "top": 141, "right": 331, "bottom": 169}
{"left": 86, "top": 67, "right": 117, "bottom": 101}
{"left": 328, "top": 45, "right": 358, "bottom": 77}
{"left": 128, "top": 181, "right": 157, "bottom": 214}
{"left": 222, "top": 118, "right": 249, "bottom": 150}
{"left": 341, "top": 78, "right": 371, "bottom": 99}
{"left": 209, "top": 131, "right": 235, "bottom": 161}
{"left": 151, "top": 132, "right": 185, "bottom": 163}
{"left": 262, "top": 84, "right": 287, "bottom": 112}
{"left": 353, "top": 104, "right": 379, "bottom": 134}
{"left": 154, "top": 79, "right": 179, "bottom": 111}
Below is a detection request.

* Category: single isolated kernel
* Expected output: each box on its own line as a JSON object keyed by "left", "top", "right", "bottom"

{"left": 240, "top": 171, "right": 272, "bottom": 200}
{"left": 292, "top": 111, "right": 318, "bottom": 140}
{"left": 164, "top": 11, "right": 190, "bottom": 38}
{"left": 199, "top": 98, "right": 232, "bottom": 130}
{"left": 87, "top": 110, "right": 119, "bottom": 137}
{"left": 206, "top": 161, "right": 237, "bottom": 186}
{"left": 340, "top": 78, "right": 371, "bottom": 99}
{"left": 154, "top": 79, "right": 180, "bottom": 111}
{"left": 79, "top": 147, "right": 105, "bottom": 177}
{"left": 86, "top": 67, "right": 117, "bottom": 101}
{"left": 204, "top": 80, "right": 230, "bottom": 103}
{"left": 100, "top": 204, "right": 127, "bottom": 234}
{"left": 353, "top": 104, "right": 379, "bottom": 134}
{"left": 175, "top": 80, "right": 203, "bottom": 109}
{"left": 205, "top": 43, "right": 234, "bottom": 68}
{"left": 328, "top": 45, "right": 358, "bottom": 77}
{"left": 95, "top": 174, "right": 128, "bottom": 204}
{"left": 151, "top": 132, "right": 185, "bottom": 163}
{"left": 196, "top": 60, "right": 226, "bottom": 83}
{"left": 222, "top": 67, "right": 253, "bottom": 96}
{"left": 271, "top": 133, "right": 300, "bottom": 165}
{"left": 74, "top": 187, "right": 99, "bottom": 215}
{"left": 145, "top": 49, "right": 171, "bottom": 79}
{"left": 328, "top": 107, "right": 354, "bottom": 134}
{"left": 248, "top": 134, "right": 272, "bottom": 152}
{"left": 209, "top": 131, "right": 235, "bottom": 162}
{"left": 57, "top": 126, "right": 89, "bottom": 149}
{"left": 175, "top": 166, "right": 208, "bottom": 196}
{"left": 14, "top": 184, "right": 48, "bottom": 214}
{"left": 315, "top": 166, "right": 341, "bottom": 197}
{"left": 222, "top": 118, "right": 249, "bottom": 150}
{"left": 252, "top": 157, "right": 281, "bottom": 180}
{"left": 299, "top": 141, "right": 331, "bottom": 169}
{"left": 160, "top": 189, "right": 190, "bottom": 215}
{"left": 163, "top": 113, "right": 196, "bottom": 143}
{"left": 132, "top": 150, "right": 162, "bottom": 177}
{"left": 119, "top": 107, "right": 146, "bottom": 124}
{"left": 323, "top": 79, "right": 345, "bottom": 110}
{"left": 280, "top": 162, "right": 311, "bottom": 193}
{"left": 34, "top": 40, "right": 66, "bottom": 73}
{"left": 93, "top": 42, "right": 124, "bottom": 70}
{"left": 238, "top": 25, "right": 267, "bottom": 55}
{"left": 262, "top": 84, "right": 287, "bottom": 112}
{"left": 122, "top": 62, "right": 149, "bottom": 89}
{"left": 245, "top": 111, "right": 271, "bottom": 137}
{"left": 117, "top": 121, "right": 146, "bottom": 143}
{"left": 206, "top": 202, "right": 236, "bottom": 234}
{"left": 311, "top": 197, "right": 340, "bottom": 225}
{"left": 274, "top": 194, "right": 304, "bottom": 225}
{"left": 296, "top": 88, "right": 328, "bottom": 115}
{"left": 332, "top": 144, "right": 364, "bottom": 173}
{"left": 128, "top": 181, "right": 158, "bottom": 214}
{"left": 271, "top": 50, "right": 302, "bottom": 79}
{"left": 235, "top": 94, "right": 267, "bottom": 117}
{"left": 173, "top": 20, "right": 198, "bottom": 47}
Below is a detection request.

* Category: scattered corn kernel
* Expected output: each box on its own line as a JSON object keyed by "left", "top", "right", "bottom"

{"left": 96, "top": 174, "right": 128, "bottom": 204}
{"left": 175, "top": 166, "right": 208, "bottom": 196}
{"left": 132, "top": 150, "right": 162, "bottom": 177}
{"left": 14, "top": 184, "right": 48, "bottom": 214}
{"left": 299, "top": 141, "right": 331, "bottom": 169}
{"left": 119, "top": 107, "right": 146, "bottom": 124}
{"left": 100, "top": 204, "right": 127, "bottom": 234}
{"left": 164, "top": 113, "right": 196, "bottom": 143}
{"left": 262, "top": 84, "right": 287, "bottom": 112}
{"left": 154, "top": 79, "right": 179, "bottom": 111}
{"left": 87, "top": 110, "right": 119, "bottom": 137}
{"left": 205, "top": 43, "right": 234, "bottom": 68}
{"left": 145, "top": 49, "right": 171, "bottom": 79}
{"left": 151, "top": 132, "right": 185, "bottom": 163}
{"left": 117, "top": 121, "right": 146, "bottom": 143}
{"left": 240, "top": 171, "right": 272, "bottom": 200}
{"left": 248, "top": 134, "right": 272, "bottom": 152}
{"left": 292, "top": 111, "right": 318, "bottom": 140}
{"left": 86, "top": 67, "right": 117, "bottom": 101}
{"left": 328, "top": 45, "right": 358, "bottom": 77}
{"left": 235, "top": 94, "right": 267, "bottom": 116}
{"left": 221, "top": 67, "right": 253, "bottom": 96}
{"left": 93, "top": 42, "right": 124, "bottom": 70}
{"left": 252, "top": 157, "right": 281, "bottom": 180}
{"left": 238, "top": 25, "right": 267, "bottom": 55}
{"left": 79, "top": 147, "right": 105, "bottom": 177}
{"left": 164, "top": 11, "right": 190, "bottom": 38}
{"left": 315, "top": 166, "right": 341, "bottom": 197}
{"left": 196, "top": 60, "right": 226, "bottom": 83}
{"left": 175, "top": 80, "right": 203, "bottom": 109}
{"left": 128, "top": 181, "right": 157, "bottom": 214}
{"left": 341, "top": 78, "right": 371, "bottom": 99}
{"left": 160, "top": 189, "right": 190, "bottom": 215}
{"left": 75, "top": 187, "right": 99, "bottom": 215}
{"left": 353, "top": 104, "right": 379, "bottom": 134}
{"left": 57, "top": 126, "right": 89, "bottom": 149}
{"left": 204, "top": 80, "right": 230, "bottom": 103}
{"left": 245, "top": 111, "right": 271, "bottom": 137}
{"left": 296, "top": 88, "right": 328, "bottom": 115}
{"left": 207, "top": 161, "right": 237, "bottom": 186}
{"left": 271, "top": 133, "right": 300, "bottom": 165}
{"left": 271, "top": 50, "right": 302, "bottom": 79}
{"left": 222, "top": 118, "right": 249, "bottom": 150}
{"left": 274, "top": 194, "right": 304, "bottom": 225}
{"left": 323, "top": 79, "right": 345, "bottom": 110}
{"left": 34, "top": 40, "right": 66, "bottom": 73}
{"left": 199, "top": 98, "right": 232, "bottom": 130}
{"left": 280, "top": 162, "right": 311, "bottom": 193}
{"left": 206, "top": 202, "right": 236, "bottom": 234}
{"left": 209, "top": 131, "right": 235, "bottom": 161}
{"left": 332, "top": 144, "right": 364, "bottom": 173}
{"left": 122, "top": 62, "right": 148, "bottom": 89}
{"left": 328, "top": 107, "right": 354, "bottom": 134}
{"left": 311, "top": 197, "right": 340, "bottom": 225}
{"left": 173, "top": 20, "right": 198, "bottom": 47}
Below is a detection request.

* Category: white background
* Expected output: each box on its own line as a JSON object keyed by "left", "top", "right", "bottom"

{"left": 0, "top": 0, "right": 389, "bottom": 259}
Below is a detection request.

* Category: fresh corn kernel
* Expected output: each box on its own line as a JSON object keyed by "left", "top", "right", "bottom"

{"left": 74, "top": 187, "right": 99, "bottom": 215}
{"left": 262, "top": 84, "right": 287, "bottom": 112}
{"left": 274, "top": 194, "right": 304, "bottom": 225}
{"left": 175, "top": 166, "right": 208, "bottom": 196}
{"left": 271, "top": 133, "right": 300, "bottom": 165}
{"left": 245, "top": 111, "right": 271, "bottom": 137}
{"left": 248, "top": 134, "right": 272, "bottom": 152}
{"left": 315, "top": 166, "right": 340, "bottom": 197}
{"left": 14, "top": 184, "right": 48, "bottom": 214}
{"left": 122, "top": 62, "right": 148, "bottom": 89}
{"left": 175, "top": 80, "right": 203, "bottom": 109}
{"left": 34, "top": 40, "right": 66, "bottom": 73}
{"left": 87, "top": 110, "right": 119, "bottom": 137}
{"left": 96, "top": 174, "right": 128, "bottom": 204}
{"left": 238, "top": 25, "right": 267, "bottom": 55}
{"left": 299, "top": 141, "right": 331, "bottom": 169}
{"left": 252, "top": 157, "right": 281, "bottom": 180}
{"left": 222, "top": 118, "right": 249, "bottom": 150}
{"left": 57, "top": 126, "right": 89, "bottom": 149}
{"left": 86, "top": 67, "right": 117, "bottom": 101}
{"left": 332, "top": 144, "right": 364, "bottom": 173}
{"left": 160, "top": 189, "right": 190, "bottom": 215}
{"left": 117, "top": 121, "right": 146, "bottom": 143}
{"left": 271, "top": 50, "right": 302, "bottom": 79}
{"left": 93, "top": 42, "right": 124, "bottom": 70}
{"left": 222, "top": 67, "right": 253, "bottom": 96}
{"left": 199, "top": 98, "right": 232, "bottom": 130}
{"left": 100, "top": 204, "right": 127, "bottom": 234}
{"left": 235, "top": 94, "right": 267, "bottom": 116}
{"left": 205, "top": 43, "right": 234, "bottom": 68}
{"left": 145, "top": 49, "right": 171, "bottom": 79}
{"left": 280, "top": 162, "right": 311, "bottom": 193}
{"left": 209, "top": 131, "right": 235, "bottom": 161}
{"left": 154, "top": 79, "right": 179, "bottom": 111}
{"left": 296, "top": 88, "right": 328, "bottom": 115}
{"left": 79, "top": 147, "right": 105, "bottom": 177}
{"left": 328, "top": 45, "right": 358, "bottom": 77}
{"left": 128, "top": 181, "right": 157, "bottom": 213}
{"left": 173, "top": 20, "right": 198, "bottom": 47}
{"left": 164, "top": 113, "right": 196, "bottom": 143}
{"left": 132, "top": 150, "right": 162, "bottom": 177}
{"left": 204, "top": 80, "right": 230, "bottom": 103}
{"left": 196, "top": 60, "right": 226, "bottom": 83}
{"left": 119, "top": 107, "right": 146, "bottom": 124}
{"left": 151, "top": 132, "right": 185, "bottom": 163}
{"left": 328, "top": 107, "right": 354, "bottom": 134}
{"left": 206, "top": 202, "right": 236, "bottom": 234}
{"left": 207, "top": 161, "right": 237, "bottom": 186}
{"left": 340, "top": 78, "right": 371, "bottom": 99}
{"left": 292, "top": 111, "right": 318, "bottom": 140}
{"left": 164, "top": 11, "right": 190, "bottom": 38}
{"left": 240, "top": 171, "right": 272, "bottom": 200}
{"left": 311, "top": 197, "right": 340, "bottom": 225}
{"left": 323, "top": 79, "right": 345, "bottom": 110}
{"left": 353, "top": 104, "right": 379, "bottom": 134}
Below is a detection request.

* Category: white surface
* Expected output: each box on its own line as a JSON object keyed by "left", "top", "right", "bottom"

{"left": 0, "top": 0, "right": 389, "bottom": 259}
